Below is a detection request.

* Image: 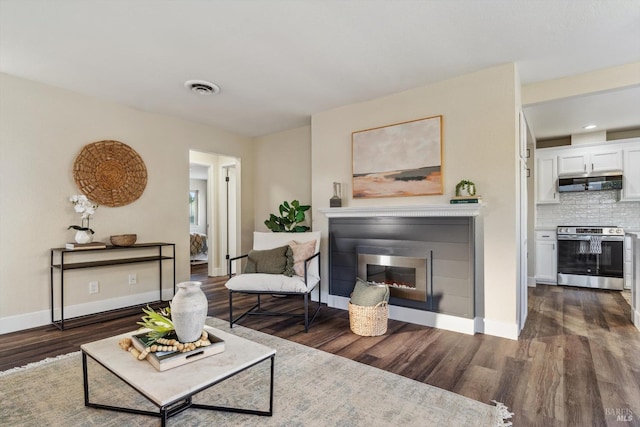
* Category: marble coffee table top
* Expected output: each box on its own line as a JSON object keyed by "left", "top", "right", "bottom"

{"left": 81, "top": 325, "right": 276, "bottom": 406}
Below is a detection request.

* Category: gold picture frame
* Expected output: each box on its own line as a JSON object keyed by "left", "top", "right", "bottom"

{"left": 352, "top": 115, "right": 443, "bottom": 198}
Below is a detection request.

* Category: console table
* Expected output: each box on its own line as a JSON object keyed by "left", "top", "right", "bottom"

{"left": 50, "top": 242, "right": 176, "bottom": 330}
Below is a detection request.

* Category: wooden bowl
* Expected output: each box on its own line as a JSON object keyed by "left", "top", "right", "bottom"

{"left": 110, "top": 234, "right": 137, "bottom": 247}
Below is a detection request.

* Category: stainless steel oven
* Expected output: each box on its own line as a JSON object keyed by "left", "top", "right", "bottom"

{"left": 557, "top": 226, "right": 624, "bottom": 290}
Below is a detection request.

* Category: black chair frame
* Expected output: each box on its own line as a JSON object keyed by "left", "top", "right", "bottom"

{"left": 227, "top": 251, "right": 321, "bottom": 333}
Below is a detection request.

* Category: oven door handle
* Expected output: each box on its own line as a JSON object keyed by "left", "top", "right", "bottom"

{"left": 557, "top": 235, "right": 623, "bottom": 242}
{"left": 557, "top": 235, "right": 591, "bottom": 241}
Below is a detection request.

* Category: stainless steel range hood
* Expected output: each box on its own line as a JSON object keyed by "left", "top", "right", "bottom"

{"left": 558, "top": 173, "right": 623, "bottom": 192}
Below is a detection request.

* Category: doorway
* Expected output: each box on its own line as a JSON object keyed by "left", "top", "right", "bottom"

{"left": 189, "top": 150, "right": 240, "bottom": 278}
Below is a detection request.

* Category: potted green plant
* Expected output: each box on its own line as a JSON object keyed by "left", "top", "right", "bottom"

{"left": 264, "top": 200, "right": 311, "bottom": 232}
{"left": 455, "top": 180, "right": 476, "bottom": 197}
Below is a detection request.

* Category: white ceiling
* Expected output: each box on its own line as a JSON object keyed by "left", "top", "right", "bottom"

{"left": 1, "top": 0, "right": 639, "bottom": 138}
{"left": 523, "top": 85, "right": 640, "bottom": 140}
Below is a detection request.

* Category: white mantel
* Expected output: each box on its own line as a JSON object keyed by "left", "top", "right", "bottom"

{"left": 319, "top": 204, "right": 483, "bottom": 218}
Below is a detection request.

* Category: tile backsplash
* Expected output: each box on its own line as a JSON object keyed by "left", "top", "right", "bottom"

{"left": 536, "top": 190, "right": 640, "bottom": 230}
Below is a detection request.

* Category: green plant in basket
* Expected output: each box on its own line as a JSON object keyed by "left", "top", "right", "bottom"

{"left": 136, "top": 306, "right": 174, "bottom": 342}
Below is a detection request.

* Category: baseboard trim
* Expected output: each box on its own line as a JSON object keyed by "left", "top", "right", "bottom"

{"left": 327, "top": 295, "right": 475, "bottom": 335}
{"left": 633, "top": 307, "right": 640, "bottom": 331}
{"left": 0, "top": 310, "right": 51, "bottom": 335}
{"left": 480, "top": 318, "right": 519, "bottom": 340}
{"left": 0, "top": 290, "right": 172, "bottom": 335}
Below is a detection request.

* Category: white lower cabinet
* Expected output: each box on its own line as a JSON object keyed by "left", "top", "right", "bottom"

{"left": 625, "top": 234, "right": 633, "bottom": 290}
{"left": 535, "top": 230, "right": 557, "bottom": 284}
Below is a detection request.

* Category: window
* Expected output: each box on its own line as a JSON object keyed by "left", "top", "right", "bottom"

{"left": 189, "top": 190, "right": 198, "bottom": 225}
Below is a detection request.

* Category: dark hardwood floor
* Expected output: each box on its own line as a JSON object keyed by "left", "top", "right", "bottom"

{"left": 1, "top": 263, "right": 638, "bottom": 426}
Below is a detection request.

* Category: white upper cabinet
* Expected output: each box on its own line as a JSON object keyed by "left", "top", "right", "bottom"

{"left": 535, "top": 138, "right": 639, "bottom": 204}
{"left": 590, "top": 149, "right": 623, "bottom": 173}
{"left": 557, "top": 152, "right": 588, "bottom": 175}
{"left": 536, "top": 153, "right": 558, "bottom": 204}
{"left": 622, "top": 146, "right": 640, "bottom": 201}
{"left": 557, "top": 148, "right": 622, "bottom": 176}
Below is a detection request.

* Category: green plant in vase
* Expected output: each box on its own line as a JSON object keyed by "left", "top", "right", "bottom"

{"left": 455, "top": 180, "right": 476, "bottom": 197}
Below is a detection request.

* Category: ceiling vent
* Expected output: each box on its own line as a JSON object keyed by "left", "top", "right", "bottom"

{"left": 184, "top": 80, "right": 220, "bottom": 95}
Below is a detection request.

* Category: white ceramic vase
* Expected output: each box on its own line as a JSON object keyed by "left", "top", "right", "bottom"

{"left": 170, "top": 281, "right": 208, "bottom": 343}
{"left": 75, "top": 230, "right": 94, "bottom": 244}
{"left": 467, "top": 185, "right": 476, "bottom": 196}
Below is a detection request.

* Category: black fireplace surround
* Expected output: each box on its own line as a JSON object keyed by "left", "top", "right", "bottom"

{"left": 328, "top": 216, "right": 474, "bottom": 318}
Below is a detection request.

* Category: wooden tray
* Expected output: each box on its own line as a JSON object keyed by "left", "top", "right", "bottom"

{"left": 131, "top": 329, "right": 225, "bottom": 371}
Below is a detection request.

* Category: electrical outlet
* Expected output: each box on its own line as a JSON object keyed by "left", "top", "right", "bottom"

{"left": 89, "top": 281, "right": 99, "bottom": 294}
{"left": 128, "top": 274, "right": 137, "bottom": 285}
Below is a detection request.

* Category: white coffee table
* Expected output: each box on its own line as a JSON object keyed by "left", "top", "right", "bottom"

{"left": 80, "top": 325, "right": 276, "bottom": 426}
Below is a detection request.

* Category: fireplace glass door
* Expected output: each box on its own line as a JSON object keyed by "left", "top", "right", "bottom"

{"left": 358, "top": 253, "right": 427, "bottom": 302}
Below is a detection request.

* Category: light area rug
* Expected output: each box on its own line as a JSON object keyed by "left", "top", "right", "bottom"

{"left": 0, "top": 317, "right": 513, "bottom": 426}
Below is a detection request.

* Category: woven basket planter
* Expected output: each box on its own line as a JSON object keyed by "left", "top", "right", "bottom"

{"left": 348, "top": 301, "right": 388, "bottom": 336}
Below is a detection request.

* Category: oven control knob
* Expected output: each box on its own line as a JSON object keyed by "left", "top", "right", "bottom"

{"left": 617, "top": 229, "right": 623, "bottom": 234}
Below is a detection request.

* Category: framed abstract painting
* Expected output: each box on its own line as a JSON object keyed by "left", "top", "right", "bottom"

{"left": 352, "top": 115, "right": 443, "bottom": 198}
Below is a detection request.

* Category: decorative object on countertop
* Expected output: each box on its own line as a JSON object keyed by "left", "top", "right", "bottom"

{"left": 169, "top": 281, "right": 208, "bottom": 343}
{"left": 264, "top": 199, "right": 311, "bottom": 232}
{"left": 73, "top": 140, "right": 147, "bottom": 207}
{"left": 110, "top": 234, "right": 137, "bottom": 247}
{"left": 330, "top": 182, "right": 342, "bottom": 207}
{"left": 68, "top": 194, "right": 98, "bottom": 243}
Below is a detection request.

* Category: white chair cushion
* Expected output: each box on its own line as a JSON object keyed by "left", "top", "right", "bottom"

{"left": 225, "top": 273, "right": 320, "bottom": 293}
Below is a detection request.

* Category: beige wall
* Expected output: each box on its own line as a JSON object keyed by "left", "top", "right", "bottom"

{"left": 522, "top": 62, "right": 640, "bottom": 106}
{"left": 252, "top": 126, "right": 312, "bottom": 231}
{"left": 0, "top": 73, "right": 254, "bottom": 333}
{"left": 311, "top": 64, "right": 521, "bottom": 337}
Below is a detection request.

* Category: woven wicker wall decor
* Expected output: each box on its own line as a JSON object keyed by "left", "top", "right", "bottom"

{"left": 73, "top": 140, "right": 148, "bottom": 207}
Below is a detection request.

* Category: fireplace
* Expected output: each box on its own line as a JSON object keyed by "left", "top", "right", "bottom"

{"left": 326, "top": 215, "right": 475, "bottom": 319}
{"left": 358, "top": 253, "right": 427, "bottom": 302}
